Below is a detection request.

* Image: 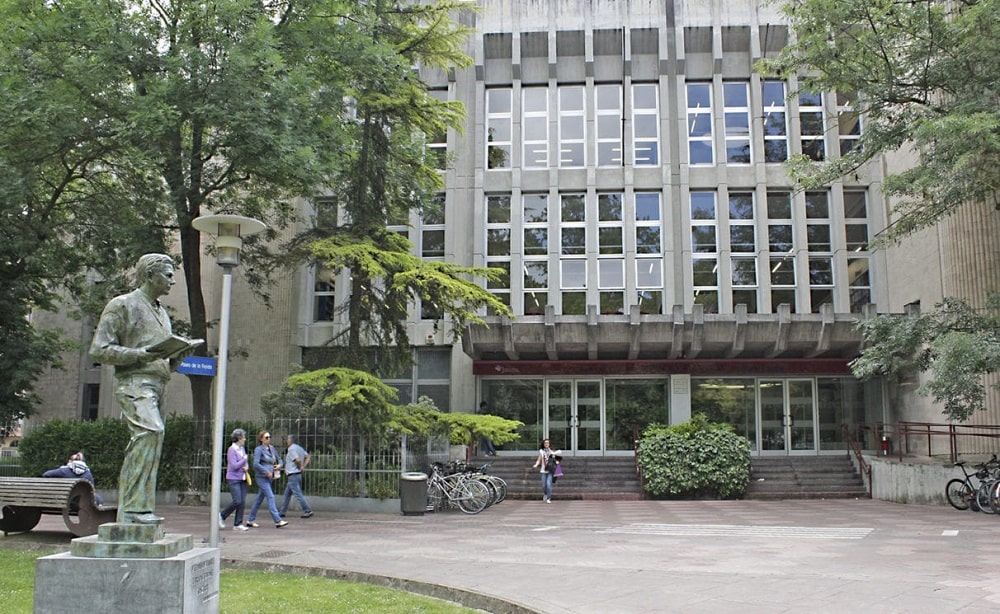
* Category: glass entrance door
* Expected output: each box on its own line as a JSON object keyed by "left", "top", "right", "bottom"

{"left": 759, "top": 379, "right": 817, "bottom": 455}
{"left": 547, "top": 380, "right": 604, "bottom": 454}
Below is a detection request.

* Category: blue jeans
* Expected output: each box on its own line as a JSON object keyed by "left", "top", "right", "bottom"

{"left": 247, "top": 477, "right": 282, "bottom": 523}
{"left": 280, "top": 473, "right": 312, "bottom": 515}
{"left": 540, "top": 472, "right": 553, "bottom": 500}
{"left": 221, "top": 479, "right": 247, "bottom": 527}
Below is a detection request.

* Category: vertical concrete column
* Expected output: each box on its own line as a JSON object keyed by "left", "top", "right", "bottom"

{"left": 670, "top": 374, "right": 692, "bottom": 424}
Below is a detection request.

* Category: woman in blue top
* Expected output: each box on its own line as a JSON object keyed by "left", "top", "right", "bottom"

{"left": 244, "top": 430, "right": 289, "bottom": 528}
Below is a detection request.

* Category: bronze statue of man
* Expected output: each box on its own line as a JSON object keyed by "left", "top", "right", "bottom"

{"left": 90, "top": 253, "right": 200, "bottom": 525}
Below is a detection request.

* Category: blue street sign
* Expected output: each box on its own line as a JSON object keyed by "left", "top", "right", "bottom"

{"left": 177, "top": 356, "right": 217, "bottom": 376}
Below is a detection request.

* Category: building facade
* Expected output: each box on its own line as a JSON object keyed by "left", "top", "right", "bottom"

{"left": 30, "top": 0, "right": 1000, "bottom": 458}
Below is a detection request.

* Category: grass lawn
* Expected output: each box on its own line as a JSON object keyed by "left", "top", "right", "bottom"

{"left": 0, "top": 546, "right": 476, "bottom": 613}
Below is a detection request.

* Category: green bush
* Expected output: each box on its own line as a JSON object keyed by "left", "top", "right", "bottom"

{"left": 636, "top": 413, "right": 751, "bottom": 499}
{"left": 18, "top": 416, "right": 266, "bottom": 492}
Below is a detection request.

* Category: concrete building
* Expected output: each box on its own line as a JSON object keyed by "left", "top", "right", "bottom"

{"left": 27, "top": 0, "right": 1000, "bottom": 459}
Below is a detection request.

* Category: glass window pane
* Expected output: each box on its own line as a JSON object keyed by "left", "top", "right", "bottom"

{"left": 523, "top": 88, "right": 547, "bottom": 112}
{"left": 561, "top": 195, "right": 586, "bottom": 222}
{"left": 767, "top": 193, "right": 792, "bottom": 218}
{"left": 726, "top": 140, "right": 751, "bottom": 164}
{"left": 597, "top": 115, "right": 621, "bottom": 139}
{"left": 764, "top": 140, "right": 788, "bottom": 162}
{"left": 770, "top": 257, "right": 795, "bottom": 285}
{"left": 487, "top": 262, "right": 510, "bottom": 289}
{"left": 634, "top": 115, "right": 658, "bottom": 138}
{"left": 689, "top": 141, "right": 713, "bottom": 164}
{"left": 844, "top": 192, "right": 868, "bottom": 218}
{"left": 809, "top": 258, "right": 833, "bottom": 285}
{"left": 692, "top": 259, "right": 718, "bottom": 286}
{"left": 562, "top": 292, "right": 586, "bottom": 315}
{"left": 800, "top": 112, "right": 824, "bottom": 135}
{"left": 487, "top": 228, "right": 510, "bottom": 256}
{"left": 768, "top": 225, "right": 793, "bottom": 252}
{"left": 488, "top": 118, "right": 510, "bottom": 141}
{"left": 524, "top": 195, "right": 548, "bottom": 223}
{"left": 524, "top": 261, "right": 548, "bottom": 287}
{"left": 807, "top": 224, "right": 831, "bottom": 251}
{"left": 599, "top": 259, "right": 624, "bottom": 288}
{"left": 691, "top": 193, "right": 716, "bottom": 219}
{"left": 763, "top": 111, "right": 786, "bottom": 136}
{"left": 730, "top": 226, "right": 756, "bottom": 252}
{"left": 729, "top": 194, "right": 754, "bottom": 219}
{"left": 600, "top": 292, "right": 624, "bottom": 314}
{"left": 488, "top": 89, "right": 511, "bottom": 113}
{"left": 694, "top": 290, "right": 719, "bottom": 313}
{"left": 688, "top": 113, "right": 712, "bottom": 137}
{"left": 561, "top": 227, "right": 586, "bottom": 255}
{"left": 422, "top": 230, "right": 444, "bottom": 258}
{"left": 525, "top": 292, "right": 548, "bottom": 315}
{"left": 524, "top": 228, "right": 548, "bottom": 255}
{"left": 636, "top": 259, "right": 662, "bottom": 287}
{"left": 692, "top": 226, "right": 717, "bottom": 253}
{"left": 599, "top": 227, "right": 623, "bottom": 254}
{"left": 636, "top": 194, "right": 660, "bottom": 221}
{"left": 636, "top": 227, "right": 661, "bottom": 254}
{"left": 637, "top": 291, "right": 663, "bottom": 314}
{"left": 846, "top": 224, "right": 869, "bottom": 251}
{"left": 723, "top": 82, "right": 748, "bottom": 106}
{"left": 561, "top": 142, "right": 584, "bottom": 166}
{"left": 634, "top": 84, "right": 657, "bottom": 109}
{"left": 732, "top": 258, "right": 757, "bottom": 285}
{"left": 597, "top": 84, "right": 620, "bottom": 108}
{"left": 762, "top": 81, "right": 785, "bottom": 106}
{"left": 687, "top": 83, "right": 711, "bottom": 107}
{"left": 562, "top": 115, "right": 585, "bottom": 139}
{"left": 416, "top": 348, "right": 451, "bottom": 379}
{"left": 560, "top": 86, "right": 584, "bottom": 110}
{"left": 523, "top": 116, "right": 547, "bottom": 135}
{"left": 599, "top": 194, "right": 623, "bottom": 221}
{"left": 805, "top": 192, "right": 829, "bottom": 218}
{"left": 561, "top": 260, "right": 586, "bottom": 288}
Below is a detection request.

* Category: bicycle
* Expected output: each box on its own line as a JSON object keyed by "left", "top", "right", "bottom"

{"left": 426, "top": 462, "right": 491, "bottom": 515}
{"left": 946, "top": 455, "right": 998, "bottom": 511}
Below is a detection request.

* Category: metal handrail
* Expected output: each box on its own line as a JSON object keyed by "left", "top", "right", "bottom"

{"left": 843, "top": 425, "right": 872, "bottom": 498}
{"left": 882, "top": 421, "right": 1000, "bottom": 464}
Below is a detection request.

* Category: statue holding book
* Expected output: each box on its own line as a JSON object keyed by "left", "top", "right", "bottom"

{"left": 89, "top": 253, "right": 203, "bottom": 525}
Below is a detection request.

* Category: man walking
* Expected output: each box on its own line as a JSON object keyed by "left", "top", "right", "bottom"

{"left": 280, "top": 434, "right": 314, "bottom": 518}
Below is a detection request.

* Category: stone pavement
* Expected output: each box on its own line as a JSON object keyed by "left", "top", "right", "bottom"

{"left": 23, "top": 497, "right": 1000, "bottom": 613}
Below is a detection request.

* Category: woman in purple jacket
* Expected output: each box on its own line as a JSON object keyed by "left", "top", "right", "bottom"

{"left": 219, "top": 428, "right": 250, "bottom": 531}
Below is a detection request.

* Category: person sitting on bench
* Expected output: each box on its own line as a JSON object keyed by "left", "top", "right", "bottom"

{"left": 42, "top": 452, "right": 103, "bottom": 505}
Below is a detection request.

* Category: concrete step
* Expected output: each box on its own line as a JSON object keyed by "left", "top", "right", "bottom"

{"left": 746, "top": 456, "right": 868, "bottom": 500}
{"left": 474, "top": 455, "right": 642, "bottom": 501}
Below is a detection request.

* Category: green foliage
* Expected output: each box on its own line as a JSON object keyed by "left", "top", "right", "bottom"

{"left": 16, "top": 415, "right": 261, "bottom": 491}
{"left": 285, "top": 367, "right": 399, "bottom": 437}
{"left": 851, "top": 294, "right": 1000, "bottom": 421}
{"left": 759, "top": 0, "right": 1000, "bottom": 245}
{"left": 636, "top": 414, "right": 751, "bottom": 499}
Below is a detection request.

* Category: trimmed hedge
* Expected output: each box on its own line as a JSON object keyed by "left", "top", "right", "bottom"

{"left": 637, "top": 413, "right": 751, "bottom": 499}
{"left": 18, "top": 416, "right": 264, "bottom": 492}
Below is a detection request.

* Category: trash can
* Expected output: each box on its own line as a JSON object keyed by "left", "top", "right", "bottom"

{"left": 399, "top": 472, "right": 428, "bottom": 516}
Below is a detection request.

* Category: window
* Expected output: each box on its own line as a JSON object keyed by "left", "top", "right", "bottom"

{"left": 837, "top": 91, "right": 861, "bottom": 156}
{"left": 426, "top": 90, "right": 448, "bottom": 170}
{"left": 599, "top": 259, "right": 625, "bottom": 314}
{"left": 597, "top": 194, "right": 623, "bottom": 255}
{"left": 723, "top": 82, "right": 751, "bottom": 164}
{"left": 523, "top": 87, "right": 549, "bottom": 168}
{"left": 767, "top": 191, "right": 796, "bottom": 312}
{"left": 486, "top": 88, "right": 512, "bottom": 169}
{"left": 804, "top": 191, "right": 833, "bottom": 312}
{"left": 524, "top": 261, "right": 549, "bottom": 316}
{"left": 420, "top": 200, "right": 445, "bottom": 319}
{"left": 635, "top": 192, "right": 663, "bottom": 314}
{"left": 798, "top": 92, "right": 826, "bottom": 161}
{"left": 595, "top": 85, "right": 622, "bottom": 166}
{"left": 82, "top": 384, "right": 100, "bottom": 421}
{"left": 632, "top": 84, "right": 659, "bottom": 165}
{"left": 560, "top": 194, "right": 587, "bottom": 314}
{"left": 691, "top": 192, "right": 718, "bottom": 313}
{"left": 485, "top": 195, "right": 512, "bottom": 313}
{"left": 523, "top": 194, "right": 549, "bottom": 315}
{"left": 729, "top": 192, "right": 758, "bottom": 313}
{"left": 848, "top": 257, "right": 871, "bottom": 312}
{"left": 762, "top": 81, "right": 788, "bottom": 162}
{"left": 313, "top": 266, "right": 337, "bottom": 322}
{"left": 844, "top": 191, "right": 870, "bottom": 252}
{"left": 687, "top": 83, "right": 714, "bottom": 165}
{"left": 559, "top": 86, "right": 586, "bottom": 167}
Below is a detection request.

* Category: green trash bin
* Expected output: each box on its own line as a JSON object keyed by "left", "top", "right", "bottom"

{"left": 400, "top": 472, "right": 428, "bottom": 516}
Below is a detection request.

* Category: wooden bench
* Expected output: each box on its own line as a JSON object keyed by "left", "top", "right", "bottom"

{"left": 0, "top": 477, "right": 117, "bottom": 537}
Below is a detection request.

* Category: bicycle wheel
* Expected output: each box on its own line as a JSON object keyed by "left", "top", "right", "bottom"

{"left": 976, "top": 481, "right": 997, "bottom": 514}
{"left": 456, "top": 479, "right": 490, "bottom": 515}
{"left": 990, "top": 481, "right": 1000, "bottom": 515}
{"left": 946, "top": 478, "right": 973, "bottom": 510}
{"left": 426, "top": 483, "right": 445, "bottom": 512}
{"left": 486, "top": 475, "right": 507, "bottom": 504}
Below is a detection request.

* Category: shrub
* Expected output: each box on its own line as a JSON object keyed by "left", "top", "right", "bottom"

{"left": 636, "top": 413, "right": 751, "bottom": 499}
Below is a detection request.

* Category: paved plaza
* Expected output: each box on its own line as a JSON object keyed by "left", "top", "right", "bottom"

{"left": 18, "top": 498, "right": 1000, "bottom": 613}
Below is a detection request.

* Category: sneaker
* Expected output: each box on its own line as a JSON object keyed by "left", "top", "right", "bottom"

{"left": 275, "top": 520, "right": 289, "bottom": 528}
{"left": 244, "top": 521, "right": 260, "bottom": 528}
{"left": 233, "top": 525, "right": 249, "bottom": 532}
{"left": 301, "top": 511, "right": 314, "bottom": 519}
{"left": 218, "top": 514, "right": 225, "bottom": 529}
{"left": 545, "top": 499, "right": 551, "bottom": 504}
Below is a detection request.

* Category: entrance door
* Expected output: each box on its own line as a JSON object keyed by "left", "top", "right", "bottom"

{"left": 759, "top": 379, "right": 817, "bottom": 455}
{"left": 546, "top": 380, "right": 603, "bottom": 454}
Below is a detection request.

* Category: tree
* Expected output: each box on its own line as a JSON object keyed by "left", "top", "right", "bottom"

{"left": 281, "top": 0, "right": 507, "bottom": 378}
{"left": 851, "top": 295, "right": 1000, "bottom": 421}
{"left": 1, "top": 0, "right": 439, "bottom": 429}
{"left": 759, "top": 0, "right": 1000, "bottom": 244}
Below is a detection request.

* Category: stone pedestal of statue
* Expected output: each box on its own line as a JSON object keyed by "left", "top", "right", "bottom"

{"left": 34, "top": 523, "right": 219, "bottom": 614}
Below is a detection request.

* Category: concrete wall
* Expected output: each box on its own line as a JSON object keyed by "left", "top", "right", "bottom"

{"left": 869, "top": 456, "right": 959, "bottom": 506}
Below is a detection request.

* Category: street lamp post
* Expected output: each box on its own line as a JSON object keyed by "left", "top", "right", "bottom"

{"left": 191, "top": 214, "right": 266, "bottom": 548}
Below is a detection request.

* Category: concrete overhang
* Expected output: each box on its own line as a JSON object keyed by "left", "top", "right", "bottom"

{"left": 462, "top": 304, "right": 872, "bottom": 363}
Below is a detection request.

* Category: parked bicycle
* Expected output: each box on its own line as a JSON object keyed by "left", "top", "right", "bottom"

{"left": 426, "top": 462, "right": 491, "bottom": 515}
{"left": 946, "top": 455, "right": 999, "bottom": 512}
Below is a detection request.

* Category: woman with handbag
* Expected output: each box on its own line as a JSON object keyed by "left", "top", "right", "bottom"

{"left": 220, "top": 428, "right": 250, "bottom": 531}
{"left": 245, "top": 430, "right": 289, "bottom": 528}
{"left": 531, "top": 438, "right": 561, "bottom": 503}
